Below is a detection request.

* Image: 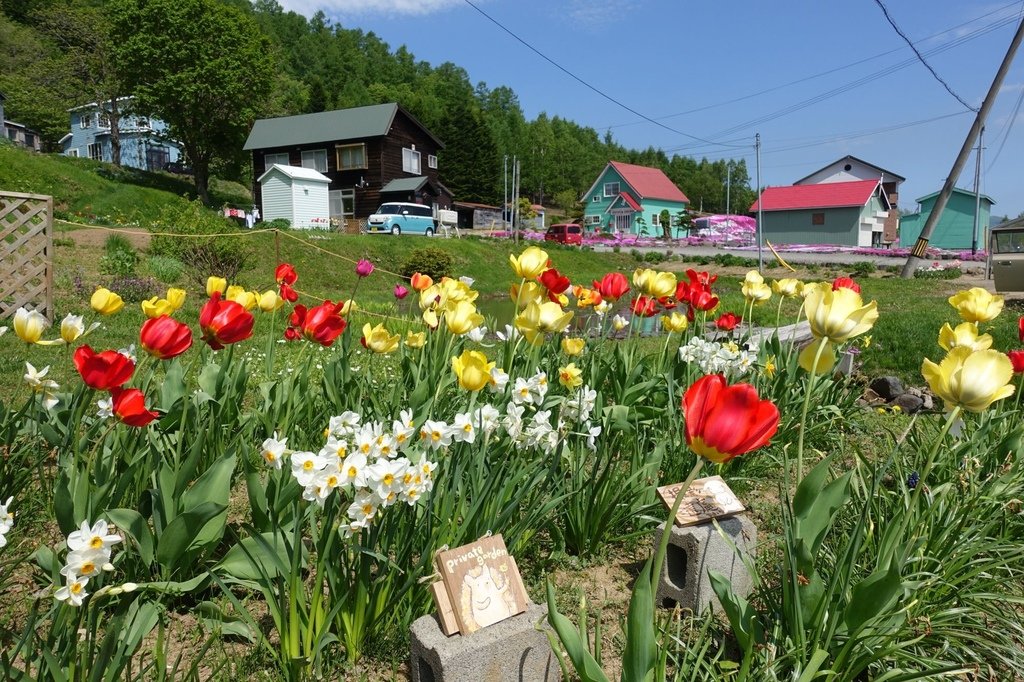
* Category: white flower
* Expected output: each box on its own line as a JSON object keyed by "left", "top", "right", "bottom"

{"left": 55, "top": 575, "right": 90, "bottom": 607}
{"left": 341, "top": 452, "right": 369, "bottom": 488}
{"left": 117, "top": 344, "right": 137, "bottom": 363}
{"left": 376, "top": 432, "right": 399, "bottom": 459}
{"left": 419, "top": 420, "right": 452, "bottom": 450}
{"left": 594, "top": 300, "right": 611, "bottom": 316}
{"left": 327, "top": 411, "right": 361, "bottom": 438}
{"left": 67, "top": 520, "right": 122, "bottom": 554}
{"left": 488, "top": 367, "right": 509, "bottom": 393}
{"left": 352, "top": 424, "right": 377, "bottom": 458}
{"left": 586, "top": 424, "right": 602, "bottom": 451}
{"left": 0, "top": 326, "right": 7, "bottom": 337}
{"left": 512, "top": 377, "right": 533, "bottom": 405}
{"left": 529, "top": 371, "right": 549, "bottom": 402}
{"left": 321, "top": 436, "right": 349, "bottom": 461}
{"left": 473, "top": 404, "right": 501, "bottom": 434}
{"left": 467, "top": 326, "right": 487, "bottom": 343}
{"left": 290, "top": 451, "right": 327, "bottom": 488}
{"left": 261, "top": 433, "right": 288, "bottom": 470}
{"left": 23, "top": 363, "right": 57, "bottom": 391}
{"left": 0, "top": 496, "right": 13, "bottom": 549}
{"left": 392, "top": 414, "right": 416, "bottom": 451}
{"left": 347, "top": 491, "right": 379, "bottom": 527}
{"left": 61, "top": 548, "right": 108, "bottom": 579}
{"left": 96, "top": 397, "right": 113, "bottom": 420}
{"left": 496, "top": 324, "right": 520, "bottom": 342}
{"left": 504, "top": 403, "right": 527, "bottom": 440}
{"left": 415, "top": 453, "right": 438, "bottom": 489}
{"left": 368, "top": 458, "right": 407, "bottom": 505}
{"left": 459, "top": 276, "right": 475, "bottom": 287}
{"left": 451, "top": 412, "right": 476, "bottom": 444}
{"left": 612, "top": 314, "right": 629, "bottom": 331}
{"left": 60, "top": 314, "right": 86, "bottom": 343}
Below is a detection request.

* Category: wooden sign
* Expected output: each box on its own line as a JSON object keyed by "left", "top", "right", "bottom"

{"left": 431, "top": 534, "right": 529, "bottom": 636}
{"left": 657, "top": 475, "right": 745, "bottom": 528}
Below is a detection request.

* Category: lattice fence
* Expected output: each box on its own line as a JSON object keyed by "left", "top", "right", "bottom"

{"left": 0, "top": 191, "right": 53, "bottom": 321}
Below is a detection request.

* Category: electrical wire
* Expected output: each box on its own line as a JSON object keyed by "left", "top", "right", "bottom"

{"left": 460, "top": 0, "right": 751, "bottom": 150}
{"left": 872, "top": 0, "right": 978, "bottom": 111}
{"left": 985, "top": 85, "right": 1024, "bottom": 172}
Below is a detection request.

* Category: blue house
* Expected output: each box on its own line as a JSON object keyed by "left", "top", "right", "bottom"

{"left": 60, "top": 97, "right": 182, "bottom": 171}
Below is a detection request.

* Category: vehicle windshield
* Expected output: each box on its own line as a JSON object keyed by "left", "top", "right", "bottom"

{"left": 377, "top": 204, "right": 403, "bottom": 215}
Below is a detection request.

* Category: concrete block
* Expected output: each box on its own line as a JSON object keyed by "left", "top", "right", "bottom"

{"left": 410, "top": 602, "right": 561, "bottom": 682}
{"left": 653, "top": 514, "right": 757, "bottom": 614}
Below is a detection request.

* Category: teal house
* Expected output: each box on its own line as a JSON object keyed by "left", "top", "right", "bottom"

{"left": 582, "top": 161, "right": 688, "bottom": 235}
{"left": 898, "top": 187, "right": 994, "bottom": 250}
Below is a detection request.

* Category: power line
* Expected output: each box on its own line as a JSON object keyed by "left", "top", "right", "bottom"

{"left": 459, "top": 0, "right": 750, "bottom": 150}
{"left": 986, "top": 84, "right": 1024, "bottom": 172}
{"left": 872, "top": 0, "right": 978, "bottom": 111}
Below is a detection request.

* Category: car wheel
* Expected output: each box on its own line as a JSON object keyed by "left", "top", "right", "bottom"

{"left": 425, "top": 228, "right": 434, "bottom": 238}
{"left": 390, "top": 225, "right": 401, "bottom": 236}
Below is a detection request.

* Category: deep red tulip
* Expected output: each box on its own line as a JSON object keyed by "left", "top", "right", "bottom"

{"left": 275, "top": 263, "right": 298, "bottom": 286}
{"left": 199, "top": 292, "right": 254, "bottom": 350}
{"left": 279, "top": 282, "right": 298, "bottom": 303}
{"left": 593, "top": 272, "right": 630, "bottom": 302}
{"left": 658, "top": 296, "right": 677, "bottom": 310}
{"left": 110, "top": 387, "right": 159, "bottom": 427}
{"left": 1010, "top": 350, "right": 1024, "bottom": 374}
{"left": 688, "top": 287, "right": 719, "bottom": 313}
{"left": 140, "top": 316, "right": 193, "bottom": 360}
{"left": 288, "top": 301, "right": 346, "bottom": 346}
{"left": 630, "top": 295, "right": 658, "bottom": 317}
{"left": 1018, "top": 317, "right": 1024, "bottom": 343}
{"left": 73, "top": 345, "right": 135, "bottom": 390}
{"left": 686, "top": 269, "right": 717, "bottom": 287}
{"left": 394, "top": 284, "right": 409, "bottom": 300}
{"left": 539, "top": 268, "right": 571, "bottom": 295}
{"left": 683, "top": 374, "right": 780, "bottom": 464}
{"left": 716, "top": 312, "right": 741, "bottom": 331}
{"left": 832, "top": 277, "right": 861, "bottom": 293}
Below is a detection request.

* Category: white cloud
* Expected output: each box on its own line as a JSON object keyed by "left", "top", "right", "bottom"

{"left": 567, "top": 0, "right": 637, "bottom": 31}
{"left": 277, "top": 0, "right": 463, "bottom": 17}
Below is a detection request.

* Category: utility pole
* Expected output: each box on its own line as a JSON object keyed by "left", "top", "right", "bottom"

{"left": 503, "top": 155, "right": 508, "bottom": 232}
{"left": 971, "top": 127, "right": 984, "bottom": 255}
{"left": 726, "top": 162, "right": 732, "bottom": 216}
{"left": 755, "top": 133, "right": 764, "bottom": 272}
{"left": 902, "top": 16, "right": 1024, "bottom": 277}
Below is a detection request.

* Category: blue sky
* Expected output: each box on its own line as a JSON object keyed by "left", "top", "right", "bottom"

{"left": 277, "top": 0, "right": 1024, "bottom": 218}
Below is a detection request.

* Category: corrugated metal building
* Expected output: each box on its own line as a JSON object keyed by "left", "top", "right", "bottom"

{"left": 257, "top": 164, "right": 332, "bottom": 229}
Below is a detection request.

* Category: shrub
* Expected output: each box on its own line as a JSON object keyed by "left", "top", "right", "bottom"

{"left": 147, "top": 255, "right": 186, "bottom": 284}
{"left": 630, "top": 248, "right": 644, "bottom": 262}
{"left": 642, "top": 251, "right": 662, "bottom": 264}
{"left": 104, "top": 233, "right": 134, "bottom": 255}
{"left": 399, "top": 247, "right": 454, "bottom": 281}
{"left": 53, "top": 237, "right": 75, "bottom": 248}
{"left": 149, "top": 199, "right": 251, "bottom": 283}
{"left": 100, "top": 233, "right": 138, "bottom": 278}
{"left": 265, "top": 218, "right": 291, "bottom": 230}
{"left": 850, "top": 261, "right": 876, "bottom": 277}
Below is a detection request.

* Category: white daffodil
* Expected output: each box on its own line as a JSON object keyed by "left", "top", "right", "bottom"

{"left": 495, "top": 324, "right": 520, "bottom": 342}
{"left": 67, "top": 519, "right": 122, "bottom": 555}
{"left": 340, "top": 451, "right": 369, "bottom": 489}
{"left": 512, "top": 377, "right": 534, "bottom": 405}
{"left": 488, "top": 367, "right": 509, "bottom": 393}
{"left": 347, "top": 490, "right": 379, "bottom": 528}
{"left": 23, "top": 363, "right": 57, "bottom": 392}
{"left": 586, "top": 424, "right": 602, "bottom": 451}
{"left": 117, "top": 344, "right": 137, "bottom": 363}
{"left": 60, "top": 548, "right": 108, "bottom": 579}
{"left": 261, "top": 433, "right": 288, "bottom": 470}
{"left": 327, "top": 411, "right": 361, "bottom": 438}
{"left": 368, "top": 458, "right": 408, "bottom": 504}
{"left": 55, "top": 575, "right": 90, "bottom": 607}
{"left": 96, "top": 397, "right": 113, "bottom": 420}
{"left": 467, "top": 326, "right": 487, "bottom": 343}
{"left": 594, "top": 300, "right": 611, "bottom": 316}
{"left": 0, "top": 496, "right": 13, "bottom": 549}
{"left": 451, "top": 412, "right": 476, "bottom": 444}
{"left": 473, "top": 404, "right": 501, "bottom": 434}
{"left": 419, "top": 420, "right": 452, "bottom": 451}
{"left": 289, "top": 451, "right": 326, "bottom": 488}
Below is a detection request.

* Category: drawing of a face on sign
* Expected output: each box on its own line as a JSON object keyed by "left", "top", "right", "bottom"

{"left": 461, "top": 564, "right": 517, "bottom": 629}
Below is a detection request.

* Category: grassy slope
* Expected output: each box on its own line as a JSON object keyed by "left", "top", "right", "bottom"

{"left": 0, "top": 143, "right": 250, "bottom": 224}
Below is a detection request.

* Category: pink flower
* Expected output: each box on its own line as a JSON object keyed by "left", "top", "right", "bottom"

{"left": 394, "top": 284, "right": 409, "bottom": 300}
{"left": 356, "top": 259, "right": 374, "bottom": 278}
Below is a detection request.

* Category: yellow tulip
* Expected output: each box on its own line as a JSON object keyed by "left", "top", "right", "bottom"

{"left": 509, "top": 246, "right": 550, "bottom": 280}
{"left": 258, "top": 289, "right": 283, "bottom": 312}
{"left": 59, "top": 314, "right": 86, "bottom": 344}
{"left": 405, "top": 331, "right": 426, "bottom": 349}
{"left": 438, "top": 277, "right": 478, "bottom": 306}
{"left": 206, "top": 276, "right": 227, "bottom": 297}
{"left": 90, "top": 287, "right": 123, "bottom": 315}
{"left": 937, "top": 322, "right": 992, "bottom": 352}
{"left": 742, "top": 271, "right": 772, "bottom": 305}
{"left": 561, "top": 337, "right": 586, "bottom": 356}
{"left": 514, "top": 301, "right": 574, "bottom": 345}
{"left": 948, "top": 287, "right": 1003, "bottom": 323}
{"left": 509, "top": 281, "right": 546, "bottom": 309}
{"left": 361, "top": 323, "right": 400, "bottom": 354}
{"left": 445, "top": 300, "right": 484, "bottom": 335}
{"left": 661, "top": 312, "right": 688, "bottom": 333}
{"left": 451, "top": 350, "right": 495, "bottom": 391}
{"left": 166, "top": 288, "right": 186, "bottom": 311}
{"left": 798, "top": 338, "right": 836, "bottom": 374}
{"left": 574, "top": 287, "right": 602, "bottom": 308}
{"left": 800, "top": 282, "right": 825, "bottom": 298}
{"left": 339, "top": 300, "right": 356, "bottom": 316}
{"left": 225, "top": 285, "right": 257, "bottom": 309}
{"left": 803, "top": 286, "right": 878, "bottom": 343}
{"left": 558, "top": 363, "right": 583, "bottom": 389}
{"left": 772, "top": 278, "right": 804, "bottom": 298}
{"left": 141, "top": 297, "right": 174, "bottom": 318}
{"left": 13, "top": 307, "right": 48, "bottom": 344}
{"left": 632, "top": 268, "right": 676, "bottom": 299}
{"left": 922, "top": 346, "right": 1014, "bottom": 413}
{"left": 422, "top": 308, "right": 439, "bottom": 329}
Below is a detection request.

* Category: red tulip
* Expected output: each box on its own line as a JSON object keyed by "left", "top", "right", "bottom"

{"left": 832, "top": 277, "right": 861, "bottom": 293}
{"left": 1010, "top": 350, "right": 1024, "bottom": 374}
{"left": 687, "top": 287, "right": 719, "bottom": 313}
{"left": 683, "top": 374, "right": 779, "bottom": 464}
{"left": 686, "top": 269, "right": 717, "bottom": 287}
{"left": 539, "top": 268, "right": 571, "bottom": 295}
{"left": 715, "top": 312, "right": 742, "bottom": 331}
{"left": 658, "top": 296, "right": 677, "bottom": 310}
{"left": 288, "top": 301, "right": 346, "bottom": 346}
{"left": 73, "top": 345, "right": 135, "bottom": 390}
{"left": 630, "top": 295, "right": 658, "bottom": 317}
{"left": 110, "top": 387, "right": 159, "bottom": 427}
{"left": 593, "top": 272, "right": 630, "bottom": 302}
{"left": 140, "top": 316, "right": 193, "bottom": 360}
{"left": 275, "top": 263, "right": 298, "bottom": 286}
{"left": 279, "top": 283, "right": 298, "bottom": 303}
{"left": 1018, "top": 317, "right": 1024, "bottom": 343}
{"left": 199, "top": 292, "right": 254, "bottom": 350}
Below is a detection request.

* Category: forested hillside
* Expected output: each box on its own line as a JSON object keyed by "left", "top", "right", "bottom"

{"left": 0, "top": 0, "right": 755, "bottom": 212}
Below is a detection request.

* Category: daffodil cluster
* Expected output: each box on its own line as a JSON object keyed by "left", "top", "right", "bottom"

{"left": 678, "top": 336, "right": 758, "bottom": 377}
{"left": 54, "top": 519, "right": 124, "bottom": 607}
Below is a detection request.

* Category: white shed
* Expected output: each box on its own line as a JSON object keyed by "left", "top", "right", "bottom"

{"left": 257, "top": 164, "right": 332, "bottom": 229}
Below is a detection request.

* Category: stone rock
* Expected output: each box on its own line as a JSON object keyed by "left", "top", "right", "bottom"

{"left": 409, "top": 603, "right": 560, "bottom": 682}
{"left": 861, "top": 388, "right": 885, "bottom": 405}
{"left": 869, "top": 376, "right": 904, "bottom": 401}
{"left": 653, "top": 514, "right": 757, "bottom": 614}
{"left": 921, "top": 393, "right": 934, "bottom": 411}
{"left": 891, "top": 392, "right": 925, "bottom": 414}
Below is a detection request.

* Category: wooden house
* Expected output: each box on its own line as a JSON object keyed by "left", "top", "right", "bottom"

{"left": 581, "top": 161, "right": 688, "bottom": 236}
{"left": 243, "top": 103, "right": 451, "bottom": 230}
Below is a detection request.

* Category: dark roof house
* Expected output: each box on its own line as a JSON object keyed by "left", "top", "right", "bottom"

{"left": 244, "top": 103, "right": 450, "bottom": 227}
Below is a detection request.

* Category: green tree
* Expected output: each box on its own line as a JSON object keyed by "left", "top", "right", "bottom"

{"left": 110, "top": 0, "right": 275, "bottom": 203}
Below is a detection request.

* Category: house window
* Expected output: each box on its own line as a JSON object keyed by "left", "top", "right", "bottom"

{"left": 98, "top": 114, "right": 110, "bottom": 128}
{"left": 301, "top": 149, "right": 328, "bottom": 173}
{"left": 585, "top": 215, "right": 600, "bottom": 225}
{"left": 80, "top": 114, "right": 92, "bottom": 129}
{"left": 87, "top": 142, "right": 103, "bottom": 161}
{"left": 592, "top": 195, "right": 600, "bottom": 202}
{"left": 336, "top": 143, "right": 366, "bottom": 170}
{"left": 652, "top": 213, "right": 661, "bottom": 226}
{"left": 427, "top": 154, "right": 438, "bottom": 169}
{"left": 603, "top": 182, "right": 620, "bottom": 197}
{"left": 6, "top": 129, "right": 16, "bottom": 141}
{"left": 812, "top": 212, "right": 825, "bottom": 225}
{"left": 329, "top": 188, "right": 356, "bottom": 220}
{"left": 67, "top": 148, "right": 80, "bottom": 158}
{"left": 402, "top": 147, "right": 421, "bottom": 174}
{"left": 24, "top": 133, "right": 35, "bottom": 148}
{"left": 264, "top": 152, "right": 290, "bottom": 171}
{"left": 136, "top": 117, "right": 150, "bottom": 128}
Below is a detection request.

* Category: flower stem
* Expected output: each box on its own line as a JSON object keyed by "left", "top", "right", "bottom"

{"left": 796, "top": 337, "right": 829, "bottom": 481}
{"left": 650, "top": 458, "right": 705, "bottom": 592}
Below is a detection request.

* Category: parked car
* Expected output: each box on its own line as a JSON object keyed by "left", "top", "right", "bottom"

{"left": 366, "top": 202, "right": 438, "bottom": 236}
{"left": 544, "top": 223, "right": 583, "bottom": 245}
{"left": 162, "top": 161, "right": 193, "bottom": 175}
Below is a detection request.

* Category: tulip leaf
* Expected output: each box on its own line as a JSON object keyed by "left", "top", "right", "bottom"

{"left": 156, "top": 502, "right": 227, "bottom": 573}
{"left": 545, "top": 581, "right": 609, "bottom": 682}
{"left": 621, "top": 560, "right": 656, "bottom": 682}
{"left": 709, "top": 570, "right": 762, "bottom": 653}
{"left": 159, "top": 359, "right": 187, "bottom": 411}
{"left": 217, "top": 531, "right": 293, "bottom": 581}
{"left": 844, "top": 562, "right": 903, "bottom": 635}
{"left": 107, "top": 508, "right": 155, "bottom": 566}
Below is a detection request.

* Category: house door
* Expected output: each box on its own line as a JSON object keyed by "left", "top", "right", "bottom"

{"left": 329, "top": 189, "right": 355, "bottom": 230}
{"left": 615, "top": 213, "right": 632, "bottom": 234}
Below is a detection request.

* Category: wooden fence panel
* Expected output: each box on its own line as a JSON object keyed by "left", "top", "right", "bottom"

{"left": 0, "top": 191, "right": 53, "bottom": 321}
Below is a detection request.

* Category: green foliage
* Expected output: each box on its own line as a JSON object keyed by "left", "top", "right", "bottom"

{"left": 399, "top": 247, "right": 453, "bottom": 281}
{"left": 145, "top": 255, "right": 185, "bottom": 284}
{"left": 913, "top": 266, "right": 962, "bottom": 279}
{"left": 149, "top": 199, "right": 251, "bottom": 282}
{"left": 100, "top": 233, "right": 138, "bottom": 277}
{"left": 850, "top": 261, "right": 877, "bottom": 277}
{"left": 264, "top": 218, "right": 291, "bottom": 230}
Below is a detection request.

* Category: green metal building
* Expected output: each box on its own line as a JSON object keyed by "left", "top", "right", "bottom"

{"left": 898, "top": 187, "right": 994, "bottom": 250}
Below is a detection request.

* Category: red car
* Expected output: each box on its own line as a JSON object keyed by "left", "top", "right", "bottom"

{"left": 544, "top": 223, "right": 583, "bottom": 245}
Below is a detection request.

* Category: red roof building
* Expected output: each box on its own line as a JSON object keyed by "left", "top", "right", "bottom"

{"left": 750, "top": 179, "right": 881, "bottom": 212}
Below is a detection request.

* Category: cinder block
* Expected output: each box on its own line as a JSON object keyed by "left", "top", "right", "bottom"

{"left": 653, "top": 514, "right": 757, "bottom": 614}
{"left": 410, "top": 603, "right": 561, "bottom": 682}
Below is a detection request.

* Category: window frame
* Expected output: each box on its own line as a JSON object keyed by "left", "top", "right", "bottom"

{"left": 87, "top": 142, "right": 103, "bottom": 161}
{"left": 402, "top": 147, "right": 421, "bottom": 175}
{"left": 80, "top": 114, "right": 92, "bottom": 129}
{"left": 301, "top": 148, "right": 328, "bottom": 173}
{"left": 67, "top": 148, "right": 80, "bottom": 158}
{"left": 335, "top": 143, "right": 367, "bottom": 171}
{"left": 427, "top": 154, "right": 438, "bottom": 169}
{"left": 603, "top": 182, "right": 620, "bottom": 197}
{"left": 264, "top": 152, "right": 290, "bottom": 171}
{"left": 811, "top": 212, "right": 825, "bottom": 226}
